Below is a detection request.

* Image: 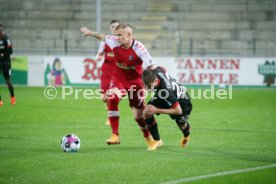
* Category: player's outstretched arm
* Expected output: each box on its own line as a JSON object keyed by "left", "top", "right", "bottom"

{"left": 95, "top": 52, "right": 104, "bottom": 62}
{"left": 80, "top": 27, "right": 106, "bottom": 41}
{"left": 145, "top": 104, "right": 182, "bottom": 116}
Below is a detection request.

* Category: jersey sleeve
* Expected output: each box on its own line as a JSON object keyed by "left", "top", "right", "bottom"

{"left": 162, "top": 83, "right": 179, "bottom": 108}
{"left": 97, "top": 41, "right": 105, "bottom": 53}
{"left": 104, "top": 35, "right": 119, "bottom": 49}
{"left": 133, "top": 40, "right": 153, "bottom": 69}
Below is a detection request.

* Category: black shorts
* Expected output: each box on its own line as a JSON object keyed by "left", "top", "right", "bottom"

{"left": 0, "top": 62, "right": 11, "bottom": 80}
{"left": 147, "top": 93, "right": 192, "bottom": 122}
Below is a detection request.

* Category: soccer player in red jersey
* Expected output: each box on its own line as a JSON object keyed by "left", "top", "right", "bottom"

{"left": 95, "top": 20, "right": 120, "bottom": 125}
{"left": 81, "top": 24, "right": 160, "bottom": 150}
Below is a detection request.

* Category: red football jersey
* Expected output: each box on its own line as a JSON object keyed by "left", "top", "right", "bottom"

{"left": 105, "top": 35, "right": 154, "bottom": 81}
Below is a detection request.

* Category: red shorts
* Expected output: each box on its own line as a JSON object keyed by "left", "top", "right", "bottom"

{"left": 109, "top": 76, "right": 145, "bottom": 109}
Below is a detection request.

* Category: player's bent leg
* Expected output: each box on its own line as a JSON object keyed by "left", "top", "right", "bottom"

{"left": 136, "top": 117, "right": 154, "bottom": 148}
{"left": 132, "top": 107, "right": 154, "bottom": 148}
{"left": 176, "top": 115, "right": 191, "bottom": 147}
{"left": 135, "top": 117, "right": 150, "bottom": 138}
{"left": 144, "top": 115, "right": 163, "bottom": 151}
{"left": 5, "top": 77, "right": 16, "bottom": 105}
{"left": 133, "top": 108, "right": 150, "bottom": 138}
{"left": 144, "top": 116, "right": 160, "bottom": 141}
{"left": 106, "top": 89, "right": 122, "bottom": 145}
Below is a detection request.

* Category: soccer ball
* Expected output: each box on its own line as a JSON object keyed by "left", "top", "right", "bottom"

{"left": 60, "top": 134, "right": 81, "bottom": 152}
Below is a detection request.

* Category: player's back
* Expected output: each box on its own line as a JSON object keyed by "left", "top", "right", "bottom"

{"left": 155, "top": 67, "right": 187, "bottom": 100}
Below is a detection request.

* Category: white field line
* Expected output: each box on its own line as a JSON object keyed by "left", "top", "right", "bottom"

{"left": 161, "top": 163, "right": 276, "bottom": 184}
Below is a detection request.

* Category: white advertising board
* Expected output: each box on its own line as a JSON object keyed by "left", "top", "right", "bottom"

{"left": 43, "top": 56, "right": 102, "bottom": 86}
{"left": 38, "top": 56, "right": 275, "bottom": 87}
{"left": 154, "top": 57, "right": 276, "bottom": 86}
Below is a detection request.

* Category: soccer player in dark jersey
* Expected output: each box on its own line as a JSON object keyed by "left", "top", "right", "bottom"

{"left": 81, "top": 24, "right": 157, "bottom": 150}
{"left": 142, "top": 67, "right": 193, "bottom": 150}
{"left": 95, "top": 20, "right": 120, "bottom": 125}
{"left": 0, "top": 24, "right": 15, "bottom": 106}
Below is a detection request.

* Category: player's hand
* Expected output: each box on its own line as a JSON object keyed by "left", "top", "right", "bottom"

{"left": 95, "top": 55, "right": 103, "bottom": 62}
{"left": 80, "top": 27, "right": 92, "bottom": 37}
{"left": 144, "top": 105, "right": 157, "bottom": 116}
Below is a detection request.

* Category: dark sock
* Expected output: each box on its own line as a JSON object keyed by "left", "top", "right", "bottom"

{"left": 181, "top": 123, "right": 190, "bottom": 137}
{"left": 7, "top": 80, "right": 14, "bottom": 97}
{"left": 145, "top": 116, "right": 160, "bottom": 141}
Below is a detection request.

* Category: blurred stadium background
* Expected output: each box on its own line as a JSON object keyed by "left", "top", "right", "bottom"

{"left": 1, "top": 0, "right": 276, "bottom": 57}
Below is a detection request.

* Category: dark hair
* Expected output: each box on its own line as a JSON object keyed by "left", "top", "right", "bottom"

{"left": 115, "top": 23, "right": 133, "bottom": 30}
{"left": 110, "top": 20, "right": 120, "bottom": 25}
{"left": 142, "top": 69, "right": 157, "bottom": 85}
{"left": 53, "top": 58, "right": 62, "bottom": 70}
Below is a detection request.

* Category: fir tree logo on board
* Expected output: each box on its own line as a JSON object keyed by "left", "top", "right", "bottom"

{"left": 258, "top": 60, "right": 276, "bottom": 87}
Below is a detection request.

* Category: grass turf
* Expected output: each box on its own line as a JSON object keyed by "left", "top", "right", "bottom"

{"left": 0, "top": 87, "right": 275, "bottom": 184}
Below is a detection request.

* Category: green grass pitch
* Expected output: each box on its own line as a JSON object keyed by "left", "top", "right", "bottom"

{"left": 0, "top": 87, "right": 276, "bottom": 184}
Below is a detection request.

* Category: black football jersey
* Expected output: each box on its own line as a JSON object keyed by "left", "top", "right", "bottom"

{"left": 153, "top": 67, "right": 189, "bottom": 108}
{"left": 0, "top": 34, "right": 13, "bottom": 62}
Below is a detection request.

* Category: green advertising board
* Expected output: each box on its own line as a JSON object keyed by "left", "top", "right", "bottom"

{"left": 0, "top": 56, "right": 28, "bottom": 85}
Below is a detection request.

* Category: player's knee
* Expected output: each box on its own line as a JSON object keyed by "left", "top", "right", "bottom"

{"left": 144, "top": 116, "right": 155, "bottom": 128}
{"left": 132, "top": 108, "right": 143, "bottom": 119}
{"left": 107, "top": 88, "right": 122, "bottom": 99}
{"left": 101, "top": 94, "right": 107, "bottom": 103}
{"left": 143, "top": 110, "right": 152, "bottom": 119}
